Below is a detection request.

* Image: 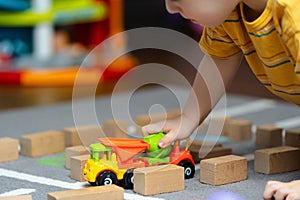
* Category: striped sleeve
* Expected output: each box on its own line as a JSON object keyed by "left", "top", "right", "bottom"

{"left": 199, "top": 25, "right": 241, "bottom": 59}
{"left": 273, "top": 0, "right": 300, "bottom": 74}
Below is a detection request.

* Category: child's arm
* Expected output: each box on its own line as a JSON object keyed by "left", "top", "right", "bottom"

{"left": 263, "top": 180, "right": 300, "bottom": 200}
{"left": 142, "top": 53, "right": 243, "bottom": 148}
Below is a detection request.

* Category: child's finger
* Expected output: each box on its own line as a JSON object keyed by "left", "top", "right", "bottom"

{"left": 141, "top": 122, "right": 165, "bottom": 136}
{"left": 158, "top": 130, "right": 177, "bottom": 148}
{"left": 263, "top": 181, "right": 281, "bottom": 200}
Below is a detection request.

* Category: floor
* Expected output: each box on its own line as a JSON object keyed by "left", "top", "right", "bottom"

{"left": 0, "top": 87, "right": 299, "bottom": 200}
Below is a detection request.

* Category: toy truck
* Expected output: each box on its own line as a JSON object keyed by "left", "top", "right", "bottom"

{"left": 83, "top": 132, "right": 195, "bottom": 189}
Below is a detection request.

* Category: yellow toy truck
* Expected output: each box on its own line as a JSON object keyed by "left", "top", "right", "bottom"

{"left": 83, "top": 132, "right": 195, "bottom": 189}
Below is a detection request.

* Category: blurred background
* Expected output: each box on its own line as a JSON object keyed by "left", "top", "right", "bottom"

{"left": 0, "top": 0, "right": 279, "bottom": 110}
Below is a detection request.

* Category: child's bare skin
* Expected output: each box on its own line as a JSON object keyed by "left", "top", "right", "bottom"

{"left": 264, "top": 180, "right": 300, "bottom": 200}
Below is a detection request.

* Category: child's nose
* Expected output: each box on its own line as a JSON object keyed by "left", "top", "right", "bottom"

{"left": 165, "top": 0, "right": 180, "bottom": 14}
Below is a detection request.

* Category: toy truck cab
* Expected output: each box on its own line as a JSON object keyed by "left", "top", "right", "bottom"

{"left": 83, "top": 143, "right": 113, "bottom": 185}
{"left": 83, "top": 138, "right": 150, "bottom": 188}
{"left": 83, "top": 132, "right": 195, "bottom": 189}
{"left": 83, "top": 143, "right": 127, "bottom": 186}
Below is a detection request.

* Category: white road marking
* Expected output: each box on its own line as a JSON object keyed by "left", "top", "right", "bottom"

{"left": 0, "top": 168, "right": 86, "bottom": 190}
{"left": 275, "top": 116, "right": 300, "bottom": 129}
{"left": 124, "top": 193, "right": 165, "bottom": 200}
{"left": 0, "top": 189, "right": 36, "bottom": 197}
{"left": 252, "top": 116, "right": 300, "bottom": 139}
{"left": 243, "top": 154, "right": 255, "bottom": 161}
{"left": 221, "top": 99, "right": 277, "bottom": 117}
{"left": 203, "top": 99, "right": 277, "bottom": 128}
{"left": 195, "top": 163, "right": 200, "bottom": 171}
{"left": 0, "top": 168, "right": 164, "bottom": 200}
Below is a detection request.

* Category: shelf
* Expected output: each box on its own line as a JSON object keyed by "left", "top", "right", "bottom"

{"left": 0, "top": 0, "right": 107, "bottom": 27}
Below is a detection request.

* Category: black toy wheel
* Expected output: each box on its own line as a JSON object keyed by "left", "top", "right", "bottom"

{"left": 179, "top": 160, "right": 195, "bottom": 179}
{"left": 89, "top": 181, "right": 97, "bottom": 186}
{"left": 123, "top": 168, "right": 134, "bottom": 189}
{"left": 96, "top": 171, "right": 118, "bottom": 186}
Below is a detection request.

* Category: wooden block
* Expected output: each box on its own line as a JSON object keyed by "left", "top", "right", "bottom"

{"left": 227, "top": 119, "right": 252, "bottom": 141}
{"left": 200, "top": 155, "right": 247, "bottom": 186}
{"left": 63, "top": 125, "right": 103, "bottom": 147}
{"left": 255, "top": 124, "right": 283, "bottom": 147}
{"left": 65, "top": 145, "right": 89, "bottom": 169}
{"left": 134, "top": 164, "right": 184, "bottom": 195}
{"left": 70, "top": 154, "right": 90, "bottom": 182}
{"left": 0, "top": 195, "right": 32, "bottom": 200}
{"left": 191, "top": 146, "right": 232, "bottom": 163}
{"left": 285, "top": 129, "right": 300, "bottom": 148}
{"left": 183, "top": 140, "right": 222, "bottom": 151}
{"left": 20, "top": 130, "right": 65, "bottom": 157}
{"left": 198, "top": 147, "right": 232, "bottom": 161}
{"left": 47, "top": 185, "right": 124, "bottom": 200}
{"left": 0, "top": 137, "right": 18, "bottom": 163}
{"left": 182, "top": 140, "right": 223, "bottom": 163}
{"left": 254, "top": 146, "right": 300, "bottom": 174}
{"left": 62, "top": 127, "right": 82, "bottom": 147}
{"left": 102, "top": 120, "right": 129, "bottom": 138}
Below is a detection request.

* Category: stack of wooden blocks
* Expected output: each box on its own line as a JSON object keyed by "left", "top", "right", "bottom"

{"left": 197, "top": 118, "right": 300, "bottom": 186}
{"left": 188, "top": 117, "right": 248, "bottom": 186}
{"left": 254, "top": 125, "right": 300, "bottom": 174}
{"left": 0, "top": 118, "right": 131, "bottom": 199}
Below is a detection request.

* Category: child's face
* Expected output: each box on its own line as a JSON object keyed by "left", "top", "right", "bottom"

{"left": 165, "top": 0, "right": 240, "bottom": 28}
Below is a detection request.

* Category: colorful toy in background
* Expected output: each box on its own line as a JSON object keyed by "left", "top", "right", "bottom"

{"left": 0, "top": 0, "right": 138, "bottom": 86}
{"left": 0, "top": 27, "right": 32, "bottom": 67}
{"left": 0, "top": 0, "right": 30, "bottom": 11}
{"left": 0, "top": 0, "right": 108, "bottom": 61}
{"left": 0, "top": 0, "right": 31, "bottom": 64}
{"left": 83, "top": 132, "right": 195, "bottom": 189}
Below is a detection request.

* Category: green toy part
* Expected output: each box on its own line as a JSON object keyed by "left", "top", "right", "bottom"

{"left": 90, "top": 143, "right": 111, "bottom": 152}
{"left": 143, "top": 132, "right": 165, "bottom": 152}
{"left": 144, "top": 156, "right": 170, "bottom": 165}
{"left": 146, "top": 146, "right": 172, "bottom": 158}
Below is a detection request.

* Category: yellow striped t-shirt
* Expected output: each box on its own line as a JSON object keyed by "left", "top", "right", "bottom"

{"left": 200, "top": 0, "right": 300, "bottom": 105}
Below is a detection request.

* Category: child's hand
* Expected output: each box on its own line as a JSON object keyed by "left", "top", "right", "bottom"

{"left": 141, "top": 114, "right": 198, "bottom": 148}
{"left": 263, "top": 180, "right": 300, "bottom": 200}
